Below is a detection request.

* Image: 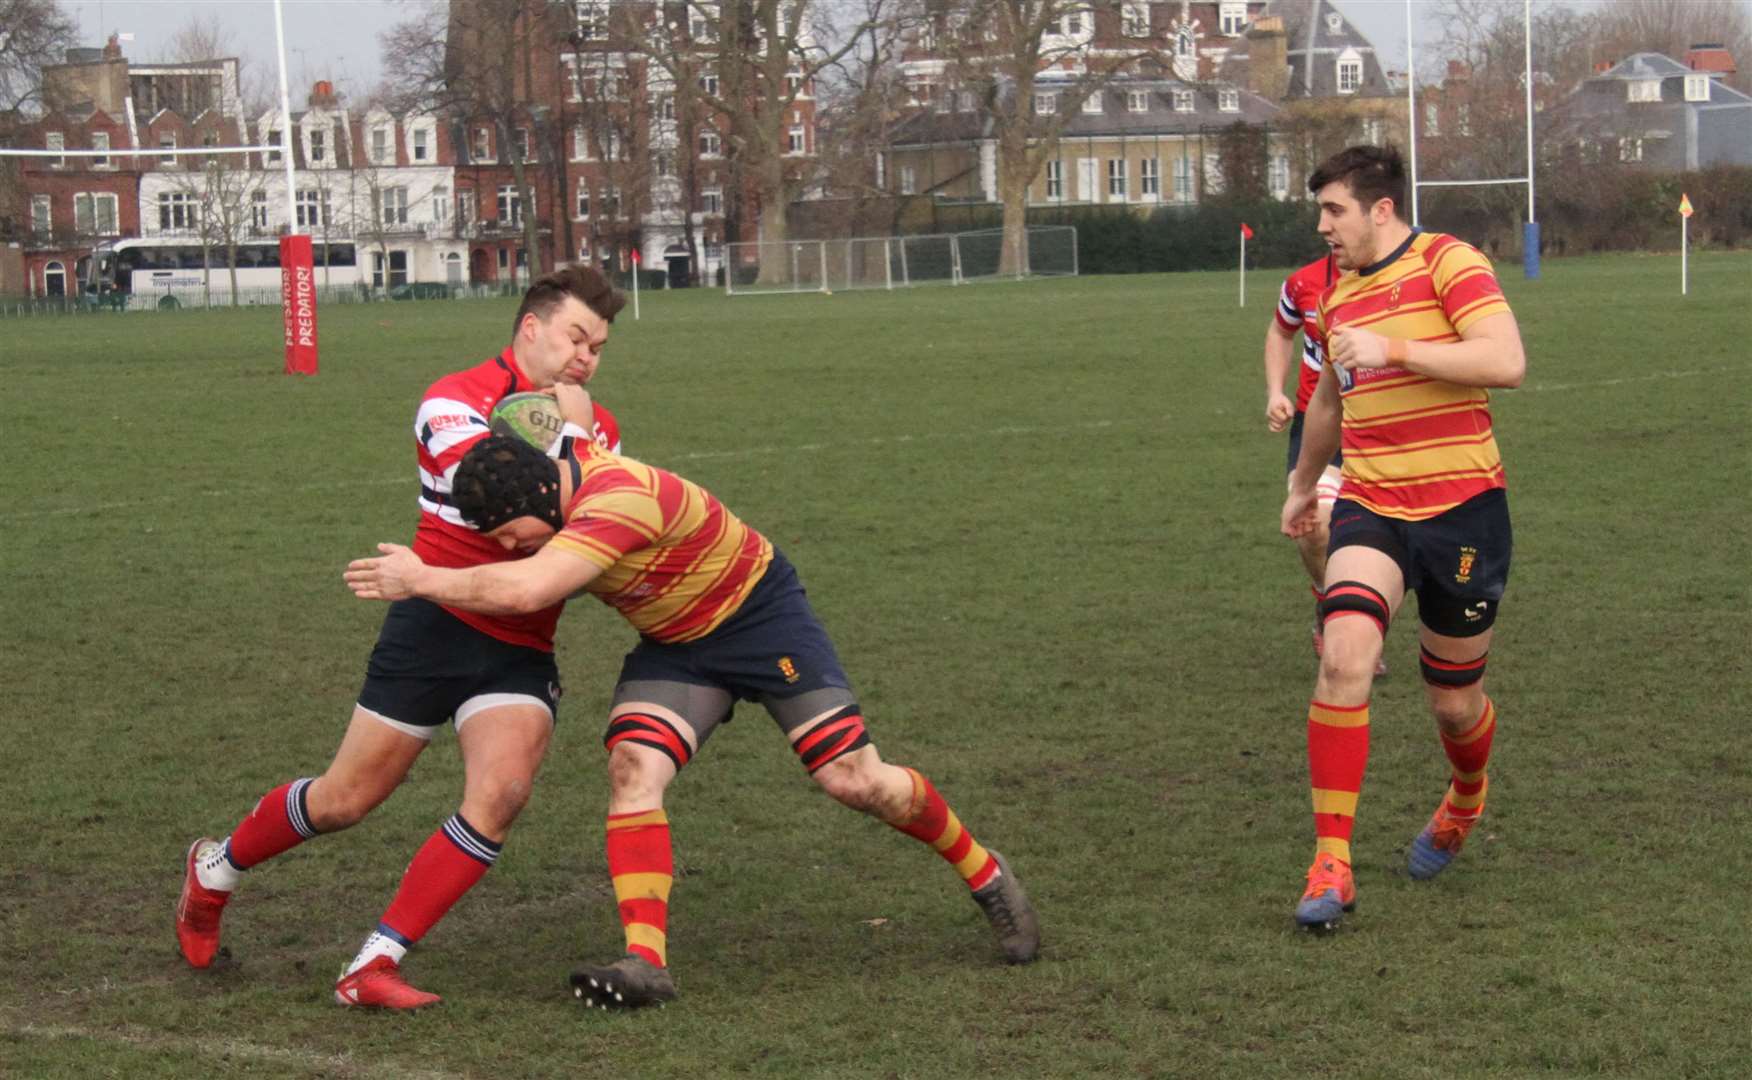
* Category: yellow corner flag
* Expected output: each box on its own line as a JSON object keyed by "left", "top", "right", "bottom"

{"left": 1679, "top": 193, "right": 1694, "bottom": 218}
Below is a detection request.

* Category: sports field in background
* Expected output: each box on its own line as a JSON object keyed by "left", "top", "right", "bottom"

{"left": 2, "top": 251, "right": 1748, "bottom": 1078}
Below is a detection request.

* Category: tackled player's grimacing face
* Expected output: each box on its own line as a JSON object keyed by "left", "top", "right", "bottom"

{"left": 523, "top": 295, "right": 610, "bottom": 388}
{"left": 488, "top": 516, "right": 558, "bottom": 556}
{"left": 1315, "top": 180, "right": 1378, "bottom": 272}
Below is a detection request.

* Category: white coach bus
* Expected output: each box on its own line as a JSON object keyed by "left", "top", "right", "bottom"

{"left": 84, "top": 236, "right": 363, "bottom": 309}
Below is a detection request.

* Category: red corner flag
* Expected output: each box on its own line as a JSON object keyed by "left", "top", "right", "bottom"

{"left": 630, "top": 247, "right": 642, "bottom": 265}
{"left": 1240, "top": 222, "right": 1255, "bottom": 239}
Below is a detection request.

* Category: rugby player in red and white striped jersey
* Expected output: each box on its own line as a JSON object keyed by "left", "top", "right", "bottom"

{"left": 176, "top": 265, "right": 627, "bottom": 1008}
{"left": 1263, "top": 254, "right": 1346, "bottom": 655}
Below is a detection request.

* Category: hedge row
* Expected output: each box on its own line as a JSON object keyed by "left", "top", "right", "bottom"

{"left": 898, "top": 165, "right": 1750, "bottom": 274}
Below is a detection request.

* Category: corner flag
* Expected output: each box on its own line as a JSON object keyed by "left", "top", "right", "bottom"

{"left": 1240, "top": 222, "right": 1255, "bottom": 239}
{"left": 1678, "top": 193, "right": 1693, "bottom": 218}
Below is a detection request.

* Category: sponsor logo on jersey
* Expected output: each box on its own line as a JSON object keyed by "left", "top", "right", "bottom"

{"left": 1388, "top": 282, "right": 1403, "bottom": 309}
{"left": 429, "top": 414, "right": 474, "bottom": 431}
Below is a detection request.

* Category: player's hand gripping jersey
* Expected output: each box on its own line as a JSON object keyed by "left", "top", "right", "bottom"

{"left": 548, "top": 443, "right": 774, "bottom": 644}
{"left": 1275, "top": 255, "right": 1336, "bottom": 411}
{"left": 412, "top": 346, "right": 621, "bottom": 650}
{"left": 1315, "top": 232, "right": 1511, "bottom": 521}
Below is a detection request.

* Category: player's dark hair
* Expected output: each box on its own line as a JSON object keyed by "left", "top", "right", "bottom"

{"left": 450, "top": 435, "right": 564, "bottom": 533}
{"left": 511, "top": 263, "right": 627, "bottom": 339}
{"left": 1308, "top": 145, "right": 1408, "bottom": 221}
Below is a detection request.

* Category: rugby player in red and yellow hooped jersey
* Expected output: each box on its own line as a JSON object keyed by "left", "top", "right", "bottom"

{"left": 345, "top": 388, "right": 1041, "bottom": 1007}
{"left": 1279, "top": 145, "right": 1526, "bottom": 932}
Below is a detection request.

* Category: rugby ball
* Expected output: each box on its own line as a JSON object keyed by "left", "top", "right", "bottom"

{"left": 490, "top": 391, "right": 566, "bottom": 451}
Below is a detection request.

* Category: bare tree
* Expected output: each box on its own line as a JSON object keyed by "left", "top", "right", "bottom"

{"left": 1589, "top": 0, "right": 1752, "bottom": 93}
{"left": 564, "top": 38, "right": 654, "bottom": 274}
{"left": 921, "top": 0, "right": 1163, "bottom": 274}
{"left": 612, "top": 0, "right": 880, "bottom": 281}
{"left": 0, "top": 0, "right": 77, "bottom": 114}
{"left": 384, "top": 0, "right": 551, "bottom": 279}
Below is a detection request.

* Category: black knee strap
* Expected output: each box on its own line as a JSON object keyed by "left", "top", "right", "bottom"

{"left": 793, "top": 705, "right": 869, "bottom": 774}
{"left": 1320, "top": 581, "right": 1391, "bottom": 637}
{"left": 604, "top": 712, "right": 693, "bottom": 770}
{"left": 1420, "top": 646, "right": 1488, "bottom": 687}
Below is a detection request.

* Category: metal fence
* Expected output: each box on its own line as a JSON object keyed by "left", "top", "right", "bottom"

{"left": 724, "top": 225, "right": 1079, "bottom": 296}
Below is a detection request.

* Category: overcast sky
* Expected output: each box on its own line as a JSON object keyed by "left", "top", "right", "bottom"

{"left": 64, "top": 0, "right": 1588, "bottom": 100}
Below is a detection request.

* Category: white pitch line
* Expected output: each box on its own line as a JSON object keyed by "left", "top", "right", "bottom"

{"left": 9, "top": 1022, "right": 442, "bottom": 1077}
{"left": 1517, "top": 367, "right": 1727, "bottom": 393}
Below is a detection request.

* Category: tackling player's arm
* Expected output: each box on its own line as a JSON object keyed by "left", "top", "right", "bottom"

{"left": 1282, "top": 364, "right": 1342, "bottom": 537}
{"left": 1327, "top": 314, "right": 1526, "bottom": 389}
{"left": 1263, "top": 320, "right": 1297, "bottom": 432}
{"left": 345, "top": 541, "right": 603, "bottom": 615}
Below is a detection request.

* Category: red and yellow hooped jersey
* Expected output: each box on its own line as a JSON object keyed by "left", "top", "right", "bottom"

{"left": 1316, "top": 231, "right": 1513, "bottom": 521}
{"left": 550, "top": 445, "right": 773, "bottom": 644}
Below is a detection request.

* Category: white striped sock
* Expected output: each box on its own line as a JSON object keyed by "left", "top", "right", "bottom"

{"left": 344, "top": 930, "right": 407, "bottom": 976}
{"left": 196, "top": 838, "right": 241, "bottom": 892}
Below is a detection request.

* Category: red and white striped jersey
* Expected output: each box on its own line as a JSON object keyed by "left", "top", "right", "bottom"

{"left": 411, "top": 345, "right": 622, "bottom": 651}
{"left": 1274, "top": 255, "right": 1337, "bottom": 411}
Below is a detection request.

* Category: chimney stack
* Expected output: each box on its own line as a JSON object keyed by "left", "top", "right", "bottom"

{"left": 1684, "top": 43, "right": 1735, "bottom": 76}
{"left": 1244, "top": 15, "right": 1289, "bottom": 101}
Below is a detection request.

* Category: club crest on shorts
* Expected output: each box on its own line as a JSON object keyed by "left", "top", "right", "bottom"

{"left": 777, "top": 656, "right": 801, "bottom": 684}
{"left": 1456, "top": 546, "right": 1477, "bottom": 584}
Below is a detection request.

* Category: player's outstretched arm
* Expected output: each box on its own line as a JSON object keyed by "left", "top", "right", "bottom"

{"left": 345, "top": 542, "right": 604, "bottom": 614}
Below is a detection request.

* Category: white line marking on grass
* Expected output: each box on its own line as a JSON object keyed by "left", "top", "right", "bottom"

{"left": 1518, "top": 368, "right": 1729, "bottom": 393}
{"left": 4, "top": 418, "right": 1134, "bottom": 522}
{"left": 10, "top": 1022, "right": 458, "bottom": 1076}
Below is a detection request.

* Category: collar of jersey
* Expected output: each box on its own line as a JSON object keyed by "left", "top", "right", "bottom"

{"left": 1358, "top": 227, "right": 1421, "bottom": 279}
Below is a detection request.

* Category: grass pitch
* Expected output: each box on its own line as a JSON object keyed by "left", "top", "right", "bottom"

{"left": 2, "top": 251, "right": 1749, "bottom": 1078}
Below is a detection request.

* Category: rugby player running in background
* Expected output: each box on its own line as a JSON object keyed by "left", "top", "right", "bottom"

{"left": 1282, "top": 145, "right": 1525, "bottom": 931}
{"left": 345, "top": 412, "right": 1042, "bottom": 1008}
{"left": 176, "top": 266, "right": 626, "bottom": 1007}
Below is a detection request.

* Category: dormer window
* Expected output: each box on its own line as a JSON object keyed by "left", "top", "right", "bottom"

{"left": 1220, "top": 1, "right": 1247, "bottom": 36}
{"left": 1628, "top": 79, "right": 1660, "bottom": 103}
{"left": 1061, "top": 9, "right": 1083, "bottom": 36}
{"left": 1219, "top": 88, "right": 1240, "bottom": 112}
{"left": 1122, "top": 2, "right": 1149, "bottom": 37}
{"left": 1337, "top": 54, "right": 1362, "bottom": 93}
{"left": 309, "top": 127, "right": 326, "bottom": 163}
{"left": 1684, "top": 74, "right": 1709, "bottom": 101}
{"left": 1173, "top": 89, "right": 1195, "bottom": 113}
{"left": 1082, "top": 92, "right": 1104, "bottom": 114}
{"left": 1127, "top": 90, "right": 1149, "bottom": 113}
{"left": 1034, "top": 92, "right": 1058, "bottom": 115}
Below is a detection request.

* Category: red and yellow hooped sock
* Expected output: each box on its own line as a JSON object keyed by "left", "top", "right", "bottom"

{"left": 606, "top": 809, "right": 673, "bottom": 967}
{"left": 1308, "top": 700, "right": 1371, "bottom": 865}
{"left": 886, "top": 768, "right": 999, "bottom": 891}
{"left": 1439, "top": 697, "right": 1496, "bottom": 817}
